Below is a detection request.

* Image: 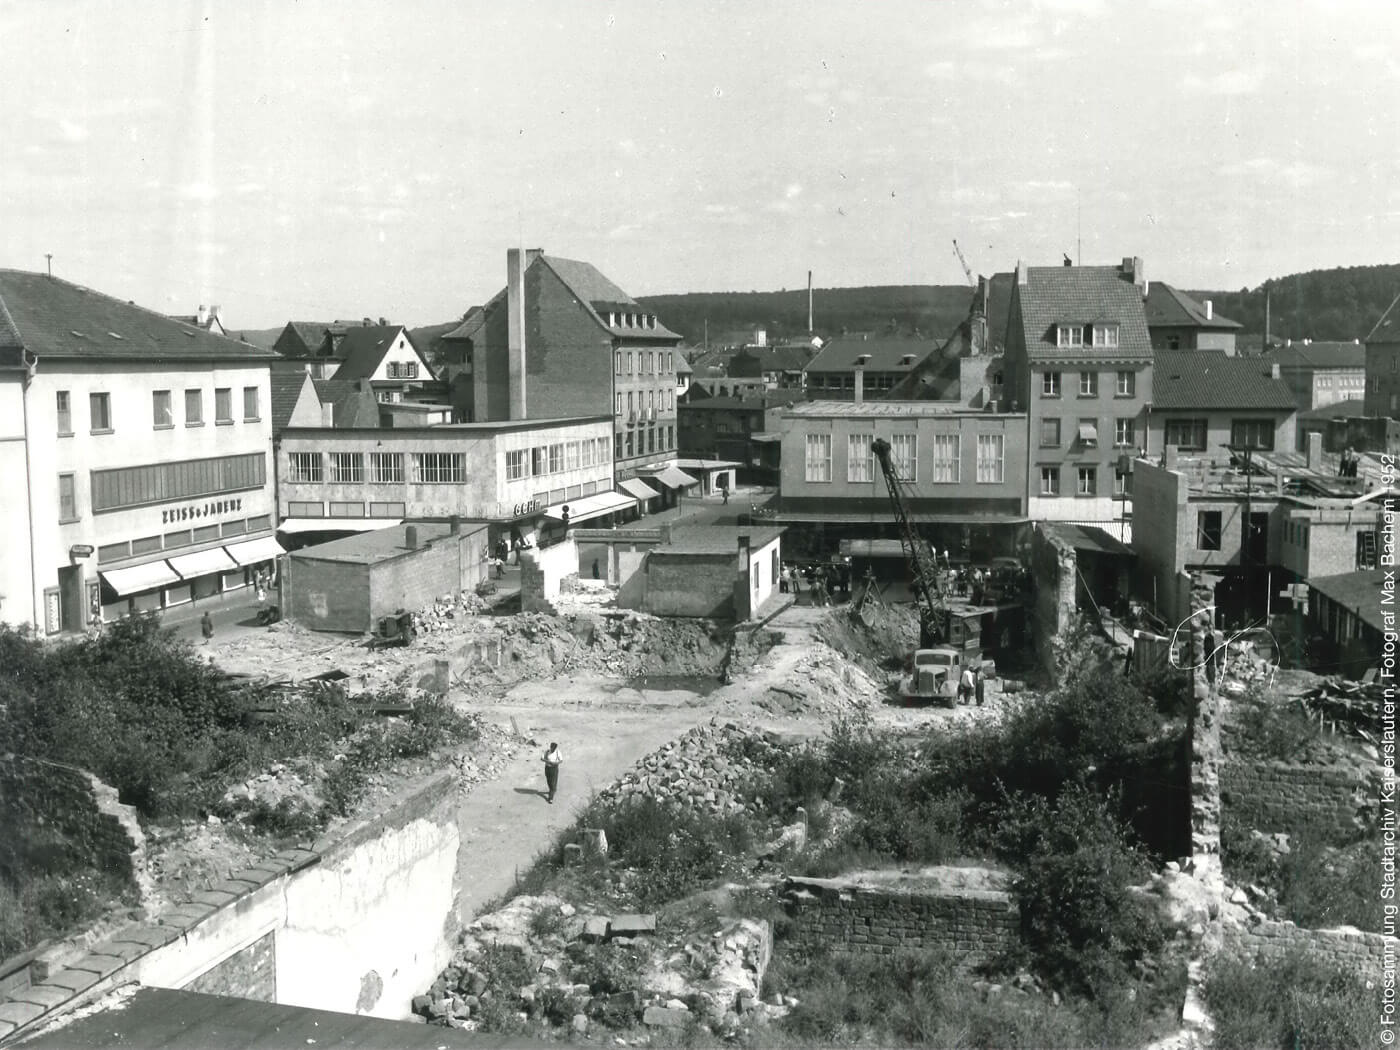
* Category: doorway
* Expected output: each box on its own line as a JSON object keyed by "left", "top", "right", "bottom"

{"left": 57, "top": 565, "right": 84, "bottom": 632}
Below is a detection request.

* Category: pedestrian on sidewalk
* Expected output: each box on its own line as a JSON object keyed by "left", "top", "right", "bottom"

{"left": 543, "top": 742, "right": 562, "bottom": 804}
{"left": 200, "top": 611, "right": 214, "bottom": 645}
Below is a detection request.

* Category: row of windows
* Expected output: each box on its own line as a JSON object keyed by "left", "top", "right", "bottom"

{"left": 89, "top": 453, "right": 267, "bottom": 513}
{"left": 504, "top": 438, "right": 612, "bottom": 481}
{"left": 1161, "top": 418, "right": 1276, "bottom": 452}
{"left": 1040, "top": 417, "right": 1138, "bottom": 448}
{"left": 803, "top": 433, "right": 1007, "bottom": 485}
{"left": 286, "top": 500, "right": 406, "bottom": 519}
{"left": 614, "top": 389, "right": 676, "bottom": 417}
{"left": 616, "top": 424, "right": 675, "bottom": 461}
{"left": 54, "top": 387, "right": 261, "bottom": 436}
{"left": 95, "top": 514, "right": 273, "bottom": 564}
{"left": 1055, "top": 323, "right": 1120, "bottom": 349}
{"left": 1038, "top": 465, "right": 1128, "bottom": 497}
{"left": 614, "top": 349, "right": 675, "bottom": 376}
{"left": 1040, "top": 370, "right": 1136, "bottom": 398}
{"left": 385, "top": 361, "right": 420, "bottom": 379}
{"left": 287, "top": 451, "right": 470, "bottom": 485}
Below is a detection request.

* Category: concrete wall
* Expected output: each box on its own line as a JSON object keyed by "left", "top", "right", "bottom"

{"left": 780, "top": 874, "right": 1018, "bottom": 967}
{"left": 286, "top": 557, "right": 371, "bottom": 633}
{"left": 745, "top": 533, "right": 782, "bottom": 616}
{"left": 646, "top": 551, "right": 737, "bottom": 617}
{"left": 369, "top": 529, "right": 486, "bottom": 624}
{"left": 0, "top": 373, "right": 33, "bottom": 630}
{"left": 1279, "top": 503, "right": 1382, "bottom": 579}
{"left": 519, "top": 536, "right": 579, "bottom": 614}
{"left": 1220, "top": 758, "right": 1375, "bottom": 837}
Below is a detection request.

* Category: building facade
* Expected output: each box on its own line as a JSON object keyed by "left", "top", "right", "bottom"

{"left": 1263, "top": 340, "right": 1366, "bottom": 412}
{"left": 1143, "top": 284, "right": 1241, "bottom": 353}
{"left": 0, "top": 270, "right": 278, "bottom": 632}
{"left": 1145, "top": 351, "right": 1298, "bottom": 457}
{"left": 1365, "top": 331, "right": 1400, "bottom": 419}
{"left": 802, "top": 335, "right": 942, "bottom": 400}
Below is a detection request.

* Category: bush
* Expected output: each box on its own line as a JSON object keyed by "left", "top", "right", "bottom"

{"left": 1233, "top": 695, "right": 1321, "bottom": 761}
{"left": 1204, "top": 948, "right": 1377, "bottom": 1050}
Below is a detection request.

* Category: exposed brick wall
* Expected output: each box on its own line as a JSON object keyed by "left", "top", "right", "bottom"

{"left": 184, "top": 931, "right": 276, "bottom": 1001}
{"left": 1223, "top": 919, "right": 1386, "bottom": 983}
{"left": 645, "top": 552, "right": 736, "bottom": 617}
{"left": 781, "top": 875, "right": 1018, "bottom": 966}
{"left": 1220, "top": 758, "right": 1373, "bottom": 837}
{"left": 287, "top": 557, "right": 370, "bottom": 633}
{"left": 519, "top": 537, "right": 579, "bottom": 614}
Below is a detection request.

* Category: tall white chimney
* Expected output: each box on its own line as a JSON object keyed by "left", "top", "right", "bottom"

{"left": 807, "top": 270, "right": 813, "bottom": 333}
{"left": 196, "top": 304, "right": 208, "bottom": 326}
{"left": 854, "top": 366, "right": 864, "bottom": 405}
{"left": 507, "top": 248, "right": 529, "bottom": 420}
{"left": 1204, "top": 299, "right": 1213, "bottom": 321}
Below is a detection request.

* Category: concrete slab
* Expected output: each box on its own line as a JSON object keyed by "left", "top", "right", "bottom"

{"left": 10, "top": 983, "right": 72, "bottom": 1009}
{"left": 42, "top": 968, "right": 102, "bottom": 994}
{"left": 0, "top": 1000, "right": 46, "bottom": 1027}
{"left": 67, "top": 954, "right": 127, "bottom": 978}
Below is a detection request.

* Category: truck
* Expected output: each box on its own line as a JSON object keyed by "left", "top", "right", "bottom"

{"left": 898, "top": 646, "right": 961, "bottom": 706}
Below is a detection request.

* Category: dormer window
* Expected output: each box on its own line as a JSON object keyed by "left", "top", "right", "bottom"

{"left": 1092, "top": 323, "right": 1119, "bottom": 348}
{"left": 1056, "top": 324, "right": 1084, "bottom": 348}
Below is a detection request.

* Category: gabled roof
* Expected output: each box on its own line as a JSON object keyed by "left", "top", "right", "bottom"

{"left": 0, "top": 270, "right": 274, "bottom": 362}
{"left": 804, "top": 335, "right": 941, "bottom": 373}
{"left": 675, "top": 355, "right": 693, "bottom": 375}
{"left": 1014, "top": 265, "right": 1153, "bottom": 360}
{"left": 1263, "top": 341, "right": 1366, "bottom": 370}
{"left": 275, "top": 321, "right": 338, "bottom": 358}
{"left": 542, "top": 256, "right": 682, "bottom": 341}
{"left": 332, "top": 326, "right": 432, "bottom": 382}
{"left": 730, "top": 345, "right": 814, "bottom": 376}
{"left": 269, "top": 365, "right": 314, "bottom": 430}
{"left": 1145, "top": 284, "right": 1241, "bottom": 330}
{"left": 312, "top": 379, "right": 381, "bottom": 427}
{"left": 1151, "top": 350, "right": 1298, "bottom": 411}
{"left": 442, "top": 296, "right": 501, "bottom": 341}
{"left": 1307, "top": 570, "right": 1387, "bottom": 633}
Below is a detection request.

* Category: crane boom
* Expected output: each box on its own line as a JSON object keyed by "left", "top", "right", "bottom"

{"left": 952, "top": 239, "right": 975, "bottom": 287}
{"left": 871, "top": 437, "right": 948, "bottom": 646}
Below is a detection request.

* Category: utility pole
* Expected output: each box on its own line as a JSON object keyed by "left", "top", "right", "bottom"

{"left": 44, "top": 254, "right": 52, "bottom": 278}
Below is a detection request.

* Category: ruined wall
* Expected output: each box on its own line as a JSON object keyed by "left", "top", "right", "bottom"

{"left": 780, "top": 874, "right": 1017, "bottom": 967}
{"left": 646, "top": 552, "right": 736, "bottom": 618}
{"left": 1223, "top": 920, "right": 1385, "bottom": 984}
{"left": 519, "top": 537, "right": 579, "bottom": 614}
{"left": 1220, "top": 758, "right": 1374, "bottom": 837}
{"left": 1029, "top": 525, "right": 1076, "bottom": 679}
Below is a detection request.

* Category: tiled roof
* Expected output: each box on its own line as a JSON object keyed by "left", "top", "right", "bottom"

{"left": 679, "top": 390, "right": 806, "bottom": 411}
{"left": 331, "top": 325, "right": 425, "bottom": 381}
{"left": 442, "top": 297, "right": 500, "bottom": 341}
{"left": 269, "top": 364, "right": 313, "bottom": 430}
{"left": 0, "top": 270, "right": 274, "bottom": 362}
{"left": 1144, "top": 284, "right": 1242, "bottom": 330}
{"left": 805, "top": 335, "right": 941, "bottom": 372}
{"left": 275, "top": 321, "right": 337, "bottom": 357}
{"left": 1263, "top": 341, "right": 1366, "bottom": 370}
{"left": 1015, "top": 265, "right": 1153, "bottom": 360}
{"left": 675, "top": 355, "right": 693, "bottom": 375}
{"left": 1307, "top": 570, "right": 1387, "bottom": 633}
{"left": 312, "top": 379, "right": 380, "bottom": 427}
{"left": 1151, "top": 351, "right": 1298, "bottom": 410}
{"left": 543, "top": 256, "right": 682, "bottom": 341}
{"left": 730, "top": 345, "right": 814, "bottom": 375}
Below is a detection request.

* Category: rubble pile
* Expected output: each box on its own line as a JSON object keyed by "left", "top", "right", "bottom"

{"left": 408, "top": 590, "right": 492, "bottom": 633}
{"left": 814, "top": 604, "right": 920, "bottom": 677}
{"left": 756, "top": 644, "right": 883, "bottom": 716}
{"left": 597, "top": 722, "right": 794, "bottom": 817}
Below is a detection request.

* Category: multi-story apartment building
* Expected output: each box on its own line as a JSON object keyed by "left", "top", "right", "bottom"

{"left": 435, "top": 249, "right": 682, "bottom": 482}
{"left": 1003, "top": 258, "right": 1154, "bottom": 531}
{"left": 1263, "top": 339, "right": 1366, "bottom": 411}
{"left": 1145, "top": 351, "right": 1297, "bottom": 457}
{"left": 1144, "top": 284, "right": 1241, "bottom": 352}
{"left": 277, "top": 415, "right": 620, "bottom": 552}
{"left": 0, "top": 270, "right": 278, "bottom": 632}
{"left": 802, "top": 335, "right": 941, "bottom": 400}
{"left": 1364, "top": 313, "right": 1400, "bottom": 419}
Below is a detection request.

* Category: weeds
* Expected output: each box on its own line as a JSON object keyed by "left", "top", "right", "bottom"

{"left": 1203, "top": 947, "right": 1377, "bottom": 1050}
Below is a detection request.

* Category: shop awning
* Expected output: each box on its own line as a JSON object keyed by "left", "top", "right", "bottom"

{"left": 277, "top": 518, "right": 402, "bottom": 534}
{"left": 647, "top": 465, "right": 700, "bottom": 490}
{"left": 167, "top": 547, "right": 239, "bottom": 579}
{"left": 618, "top": 477, "right": 662, "bottom": 501}
{"left": 222, "top": 536, "right": 287, "bottom": 566}
{"left": 100, "top": 560, "right": 180, "bottom": 596}
{"left": 1077, "top": 422, "right": 1099, "bottom": 445}
{"left": 544, "top": 491, "right": 637, "bottom": 524}
{"left": 750, "top": 432, "right": 783, "bottom": 443}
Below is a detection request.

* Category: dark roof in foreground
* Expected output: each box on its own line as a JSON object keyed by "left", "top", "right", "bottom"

{"left": 291, "top": 521, "right": 484, "bottom": 563}
{"left": 653, "top": 523, "right": 786, "bottom": 556}
{"left": 1043, "top": 522, "right": 1135, "bottom": 557}
{"left": 1151, "top": 351, "right": 1298, "bottom": 410}
{"left": 16, "top": 985, "right": 542, "bottom": 1049}
{"left": 0, "top": 270, "right": 275, "bottom": 362}
{"left": 1307, "top": 570, "right": 1387, "bottom": 633}
{"left": 804, "top": 335, "right": 942, "bottom": 372}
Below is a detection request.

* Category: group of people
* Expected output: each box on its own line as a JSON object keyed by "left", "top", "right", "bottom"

{"left": 1338, "top": 446, "right": 1362, "bottom": 478}
{"left": 957, "top": 662, "right": 988, "bottom": 706}
{"left": 782, "top": 561, "right": 851, "bottom": 605}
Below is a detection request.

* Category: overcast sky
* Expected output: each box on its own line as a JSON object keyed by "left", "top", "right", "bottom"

{"left": 3, "top": 0, "right": 1396, "bottom": 329}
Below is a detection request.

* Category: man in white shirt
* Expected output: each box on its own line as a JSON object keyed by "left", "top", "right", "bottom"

{"left": 543, "top": 742, "right": 562, "bottom": 804}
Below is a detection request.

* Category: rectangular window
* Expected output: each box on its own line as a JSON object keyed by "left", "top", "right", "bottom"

{"left": 1230, "top": 419, "right": 1275, "bottom": 451}
{"left": 369, "top": 452, "right": 404, "bottom": 483}
{"left": 287, "top": 500, "right": 323, "bottom": 518}
{"left": 152, "top": 390, "right": 173, "bottom": 428}
{"left": 1164, "top": 418, "right": 1207, "bottom": 451}
{"left": 412, "top": 452, "right": 465, "bottom": 483}
{"left": 184, "top": 388, "right": 203, "bottom": 425}
{"left": 1197, "top": 510, "right": 1222, "bottom": 550}
{"left": 288, "top": 452, "right": 322, "bottom": 482}
{"left": 627, "top": 391, "right": 634, "bottom": 417}
{"left": 531, "top": 447, "right": 545, "bottom": 475}
{"left": 1040, "top": 466, "right": 1060, "bottom": 495}
{"left": 615, "top": 351, "right": 623, "bottom": 374}
{"left": 1056, "top": 325, "right": 1084, "bottom": 348}
{"left": 89, "top": 392, "right": 111, "bottom": 432}
{"left": 646, "top": 428, "right": 655, "bottom": 453}
{"left": 891, "top": 433, "right": 917, "bottom": 481}
{"left": 548, "top": 443, "right": 564, "bottom": 473}
{"left": 403, "top": 361, "right": 418, "bottom": 379}
{"left": 1079, "top": 371, "right": 1097, "bottom": 397}
{"left": 243, "top": 386, "right": 259, "bottom": 420}
{"left": 1114, "top": 418, "right": 1136, "bottom": 447}
{"left": 805, "top": 433, "right": 832, "bottom": 483}
{"left": 847, "top": 434, "right": 873, "bottom": 483}
{"left": 56, "top": 391, "right": 72, "bottom": 435}
{"left": 58, "top": 473, "right": 77, "bottom": 521}
{"left": 628, "top": 352, "right": 634, "bottom": 374}
{"left": 624, "top": 432, "right": 634, "bottom": 457}
{"left": 1042, "top": 371, "right": 1061, "bottom": 397}
{"left": 369, "top": 501, "right": 406, "bottom": 517}
{"left": 1114, "top": 467, "right": 1130, "bottom": 496}
{"left": 615, "top": 392, "right": 622, "bottom": 414}
{"left": 90, "top": 452, "right": 267, "bottom": 512}
{"left": 976, "top": 434, "right": 1005, "bottom": 483}
{"left": 387, "top": 362, "right": 400, "bottom": 379}
{"left": 1092, "top": 323, "right": 1119, "bottom": 348}
{"left": 929, "top": 434, "right": 958, "bottom": 483}
{"left": 328, "top": 501, "right": 365, "bottom": 518}
{"left": 667, "top": 389, "right": 674, "bottom": 410}
{"left": 615, "top": 433, "right": 624, "bottom": 461}
{"left": 1077, "top": 466, "right": 1097, "bottom": 496}
{"left": 329, "top": 452, "right": 363, "bottom": 483}
{"left": 1116, "top": 371, "right": 1135, "bottom": 397}
{"left": 565, "top": 441, "right": 580, "bottom": 471}
{"left": 193, "top": 523, "right": 221, "bottom": 544}
{"left": 215, "top": 388, "right": 233, "bottom": 423}
{"left": 1040, "top": 418, "right": 1061, "bottom": 447}
{"left": 505, "top": 449, "right": 527, "bottom": 481}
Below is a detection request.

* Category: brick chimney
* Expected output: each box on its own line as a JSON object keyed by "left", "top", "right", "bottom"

{"left": 506, "top": 248, "right": 542, "bottom": 421}
{"left": 1121, "top": 256, "right": 1145, "bottom": 295}
{"left": 853, "top": 366, "right": 865, "bottom": 405}
{"left": 1016, "top": 260, "right": 1027, "bottom": 286}
{"left": 1307, "top": 431, "right": 1323, "bottom": 471}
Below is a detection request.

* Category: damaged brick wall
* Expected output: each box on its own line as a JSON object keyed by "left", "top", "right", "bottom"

{"left": 1029, "top": 525, "right": 1077, "bottom": 680}
{"left": 1220, "top": 758, "right": 1375, "bottom": 837}
{"left": 519, "top": 537, "right": 580, "bottom": 614}
{"left": 1223, "top": 920, "right": 1385, "bottom": 984}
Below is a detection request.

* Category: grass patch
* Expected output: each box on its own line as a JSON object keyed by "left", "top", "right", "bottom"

{"left": 1203, "top": 947, "right": 1377, "bottom": 1050}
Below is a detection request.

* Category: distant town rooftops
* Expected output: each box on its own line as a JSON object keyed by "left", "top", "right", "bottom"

{"left": 1143, "top": 284, "right": 1242, "bottom": 330}
{"left": 1263, "top": 340, "right": 1366, "bottom": 370}
{"left": 784, "top": 399, "right": 1021, "bottom": 418}
{"left": 804, "top": 335, "right": 941, "bottom": 372}
{"left": 1150, "top": 350, "right": 1297, "bottom": 410}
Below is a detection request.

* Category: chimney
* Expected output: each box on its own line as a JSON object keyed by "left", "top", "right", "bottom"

{"left": 378, "top": 316, "right": 388, "bottom": 326}
{"left": 1270, "top": 362, "right": 1281, "bottom": 379}
{"left": 1120, "top": 256, "right": 1145, "bottom": 294}
{"left": 506, "top": 248, "right": 529, "bottom": 420}
{"left": 449, "top": 514, "right": 460, "bottom": 535}
{"left": 197, "top": 304, "right": 208, "bottom": 326}
{"left": 320, "top": 402, "right": 334, "bottom": 426}
{"left": 1307, "top": 431, "right": 1322, "bottom": 470}
{"left": 211, "top": 305, "right": 222, "bottom": 324}
{"left": 1204, "top": 299, "right": 1213, "bottom": 321}
{"left": 358, "top": 378, "right": 372, "bottom": 393}
{"left": 1164, "top": 445, "right": 1179, "bottom": 471}
{"left": 807, "top": 270, "right": 813, "bottom": 332}
{"left": 1016, "top": 260, "right": 1027, "bottom": 286}
{"left": 854, "top": 366, "right": 865, "bottom": 405}
{"left": 659, "top": 522, "right": 674, "bottom": 544}
{"left": 404, "top": 525, "right": 419, "bottom": 550}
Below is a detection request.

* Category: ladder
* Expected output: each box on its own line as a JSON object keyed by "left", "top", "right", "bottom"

{"left": 1358, "top": 530, "right": 1378, "bottom": 570}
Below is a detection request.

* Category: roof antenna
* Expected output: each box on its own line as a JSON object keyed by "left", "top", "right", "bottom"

{"left": 45, "top": 253, "right": 53, "bottom": 278}
{"left": 1076, "top": 192, "right": 1081, "bottom": 267}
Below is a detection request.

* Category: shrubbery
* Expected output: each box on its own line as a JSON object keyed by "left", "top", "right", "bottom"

{"left": 1203, "top": 947, "right": 1377, "bottom": 1050}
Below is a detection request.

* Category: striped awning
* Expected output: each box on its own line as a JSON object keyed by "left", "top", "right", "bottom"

{"left": 544, "top": 491, "right": 636, "bottom": 524}
{"left": 646, "top": 465, "right": 700, "bottom": 490}
{"left": 618, "top": 477, "right": 662, "bottom": 501}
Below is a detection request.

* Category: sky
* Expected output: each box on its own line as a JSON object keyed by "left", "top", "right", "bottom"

{"left": 2, "top": 0, "right": 1398, "bottom": 329}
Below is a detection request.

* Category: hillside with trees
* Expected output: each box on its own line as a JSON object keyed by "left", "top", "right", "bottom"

{"left": 1190, "top": 262, "right": 1400, "bottom": 344}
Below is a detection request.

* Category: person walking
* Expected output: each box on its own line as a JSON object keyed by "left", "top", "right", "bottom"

{"left": 200, "top": 611, "right": 214, "bottom": 645}
{"left": 974, "top": 664, "right": 986, "bottom": 706}
{"left": 958, "top": 664, "right": 975, "bottom": 705}
{"left": 542, "top": 742, "right": 563, "bottom": 804}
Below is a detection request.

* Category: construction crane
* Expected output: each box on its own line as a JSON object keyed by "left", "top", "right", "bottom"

{"left": 952, "top": 239, "right": 975, "bottom": 287}
{"left": 871, "top": 438, "right": 949, "bottom": 647}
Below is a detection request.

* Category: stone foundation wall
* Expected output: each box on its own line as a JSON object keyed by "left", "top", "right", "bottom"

{"left": 1220, "top": 758, "right": 1373, "bottom": 837}
{"left": 780, "top": 874, "right": 1018, "bottom": 967}
{"left": 1223, "top": 920, "right": 1386, "bottom": 984}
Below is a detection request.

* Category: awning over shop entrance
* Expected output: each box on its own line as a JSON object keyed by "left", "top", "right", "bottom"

{"left": 100, "top": 560, "right": 180, "bottom": 596}
{"left": 167, "top": 547, "right": 238, "bottom": 579}
{"left": 544, "top": 490, "right": 636, "bottom": 524}
{"left": 618, "top": 477, "right": 662, "bottom": 501}
{"left": 646, "top": 465, "right": 700, "bottom": 490}
{"left": 277, "top": 518, "right": 402, "bottom": 534}
{"left": 222, "top": 536, "right": 287, "bottom": 566}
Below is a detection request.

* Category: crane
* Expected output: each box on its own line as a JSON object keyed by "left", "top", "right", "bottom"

{"left": 871, "top": 437, "right": 949, "bottom": 647}
{"left": 952, "top": 239, "right": 975, "bottom": 288}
